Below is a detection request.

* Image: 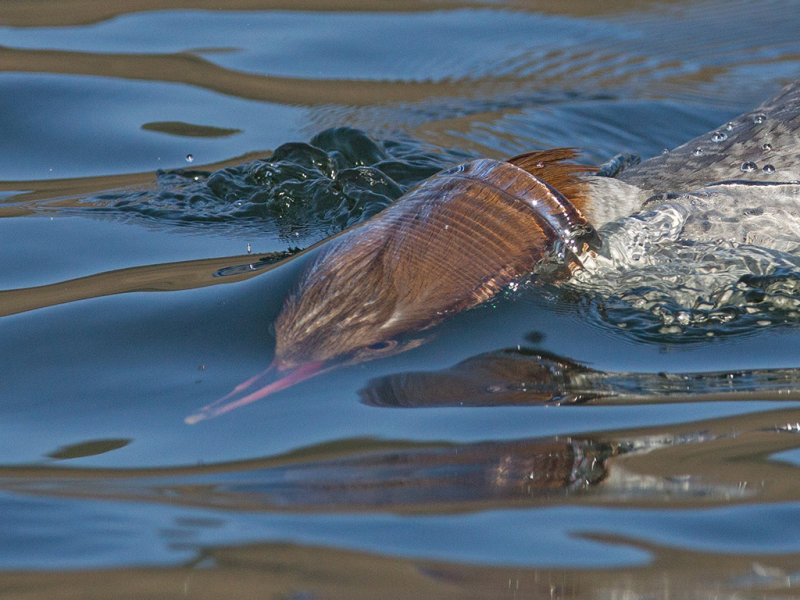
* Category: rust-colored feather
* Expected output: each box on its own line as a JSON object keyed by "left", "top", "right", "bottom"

{"left": 274, "top": 155, "right": 597, "bottom": 370}
{"left": 187, "top": 149, "right": 599, "bottom": 422}
{"left": 507, "top": 148, "right": 594, "bottom": 214}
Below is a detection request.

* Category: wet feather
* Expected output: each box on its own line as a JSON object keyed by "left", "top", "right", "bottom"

{"left": 275, "top": 150, "right": 596, "bottom": 369}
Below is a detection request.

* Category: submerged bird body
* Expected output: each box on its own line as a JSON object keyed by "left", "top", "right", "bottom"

{"left": 274, "top": 153, "right": 597, "bottom": 371}
{"left": 187, "top": 151, "right": 597, "bottom": 422}
{"left": 187, "top": 80, "right": 800, "bottom": 423}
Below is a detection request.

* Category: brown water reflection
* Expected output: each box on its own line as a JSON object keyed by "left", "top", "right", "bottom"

{"left": 3, "top": 408, "right": 800, "bottom": 597}
{"left": 0, "top": 151, "right": 266, "bottom": 209}
{"left": 5, "top": 0, "right": 800, "bottom": 593}
{"left": 0, "top": 251, "right": 290, "bottom": 317}
{"left": 4, "top": 407, "right": 800, "bottom": 513}
{"left": 0, "top": 0, "right": 687, "bottom": 28}
{"left": 361, "top": 348, "right": 800, "bottom": 407}
{"left": 2, "top": 539, "right": 798, "bottom": 600}
{"left": 0, "top": 46, "right": 490, "bottom": 106}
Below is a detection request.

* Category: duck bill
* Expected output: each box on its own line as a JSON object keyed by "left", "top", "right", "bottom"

{"left": 185, "top": 359, "right": 326, "bottom": 424}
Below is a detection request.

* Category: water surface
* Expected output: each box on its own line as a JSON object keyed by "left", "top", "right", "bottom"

{"left": 3, "top": 1, "right": 800, "bottom": 598}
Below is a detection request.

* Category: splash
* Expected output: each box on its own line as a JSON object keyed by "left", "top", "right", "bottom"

{"left": 83, "top": 127, "right": 471, "bottom": 243}
{"left": 571, "top": 182, "right": 800, "bottom": 341}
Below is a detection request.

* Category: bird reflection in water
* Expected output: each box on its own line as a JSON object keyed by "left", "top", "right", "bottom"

{"left": 360, "top": 347, "right": 800, "bottom": 408}
{"left": 12, "top": 412, "right": 787, "bottom": 512}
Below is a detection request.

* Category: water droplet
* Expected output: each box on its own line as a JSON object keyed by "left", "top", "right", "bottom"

{"left": 762, "top": 164, "right": 775, "bottom": 174}
{"left": 661, "top": 148, "right": 670, "bottom": 155}
{"left": 247, "top": 242, "right": 252, "bottom": 254}
{"left": 185, "top": 154, "right": 194, "bottom": 163}
{"left": 711, "top": 131, "right": 727, "bottom": 143}
{"left": 753, "top": 113, "right": 767, "bottom": 124}
{"left": 761, "top": 143, "right": 773, "bottom": 151}
{"left": 725, "top": 122, "right": 734, "bottom": 131}
{"left": 777, "top": 422, "right": 800, "bottom": 433}
{"left": 741, "top": 161, "right": 757, "bottom": 172}
{"left": 693, "top": 147, "right": 704, "bottom": 156}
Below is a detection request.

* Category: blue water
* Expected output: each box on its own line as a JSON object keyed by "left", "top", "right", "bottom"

{"left": 3, "top": 1, "right": 800, "bottom": 596}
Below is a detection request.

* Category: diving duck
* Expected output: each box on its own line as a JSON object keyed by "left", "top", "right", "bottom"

{"left": 187, "top": 80, "right": 800, "bottom": 423}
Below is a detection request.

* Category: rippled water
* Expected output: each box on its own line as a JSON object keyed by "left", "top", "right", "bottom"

{"left": 92, "top": 127, "right": 471, "bottom": 241}
{"left": 573, "top": 185, "right": 800, "bottom": 340}
{"left": 3, "top": 1, "right": 800, "bottom": 598}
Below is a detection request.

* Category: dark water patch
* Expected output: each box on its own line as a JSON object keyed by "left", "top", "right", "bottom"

{"left": 141, "top": 121, "right": 242, "bottom": 138}
{"left": 46, "top": 439, "right": 132, "bottom": 460}
{"left": 81, "top": 127, "right": 471, "bottom": 242}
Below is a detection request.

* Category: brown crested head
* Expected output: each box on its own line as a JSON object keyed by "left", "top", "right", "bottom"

{"left": 273, "top": 148, "right": 595, "bottom": 371}
{"left": 187, "top": 148, "right": 595, "bottom": 422}
{"left": 272, "top": 228, "right": 421, "bottom": 371}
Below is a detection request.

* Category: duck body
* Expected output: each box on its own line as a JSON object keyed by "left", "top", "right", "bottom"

{"left": 187, "top": 80, "right": 800, "bottom": 422}
{"left": 567, "top": 81, "right": 800, "bottom": 335}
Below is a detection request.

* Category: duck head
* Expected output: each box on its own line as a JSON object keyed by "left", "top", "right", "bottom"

{"left": 185, "top": 149, "right": 596, "bottom": 423}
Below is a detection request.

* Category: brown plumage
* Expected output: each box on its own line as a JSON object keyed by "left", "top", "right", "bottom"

{"left": 187, "top": 149, "right": 596, "bottom": 423}
{"left": 274, "top": 149, "right": 595, "bottom": 368}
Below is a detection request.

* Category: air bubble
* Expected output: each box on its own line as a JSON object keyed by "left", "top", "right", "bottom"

{"left": 711, "top": 131, "right": 727, "bottom": 143}
{"left": 741, "top": 161, "right": 757, "bottom": 172}
{"left": 753, "top": 113, "right": 767, "bottom": 124}
{"left": 185, "top": 154, "right": 194, "bottom": 163}
{"left": 661, "top": 148, "right": 670, "bottom": 155}
{"left": 725, "top": 122, "right": 735, "bottom": 131}
{"left": 762, "top": 143, "right": 773, "bottom": 151}
{"left": 762, "top": 164, "right": 775, "bottom": 174}
{"left": 693, "top": 147, "right": 704, "bottom": 156}
{"left": 659, "top": 325, "right": 682, "bottom": 335}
